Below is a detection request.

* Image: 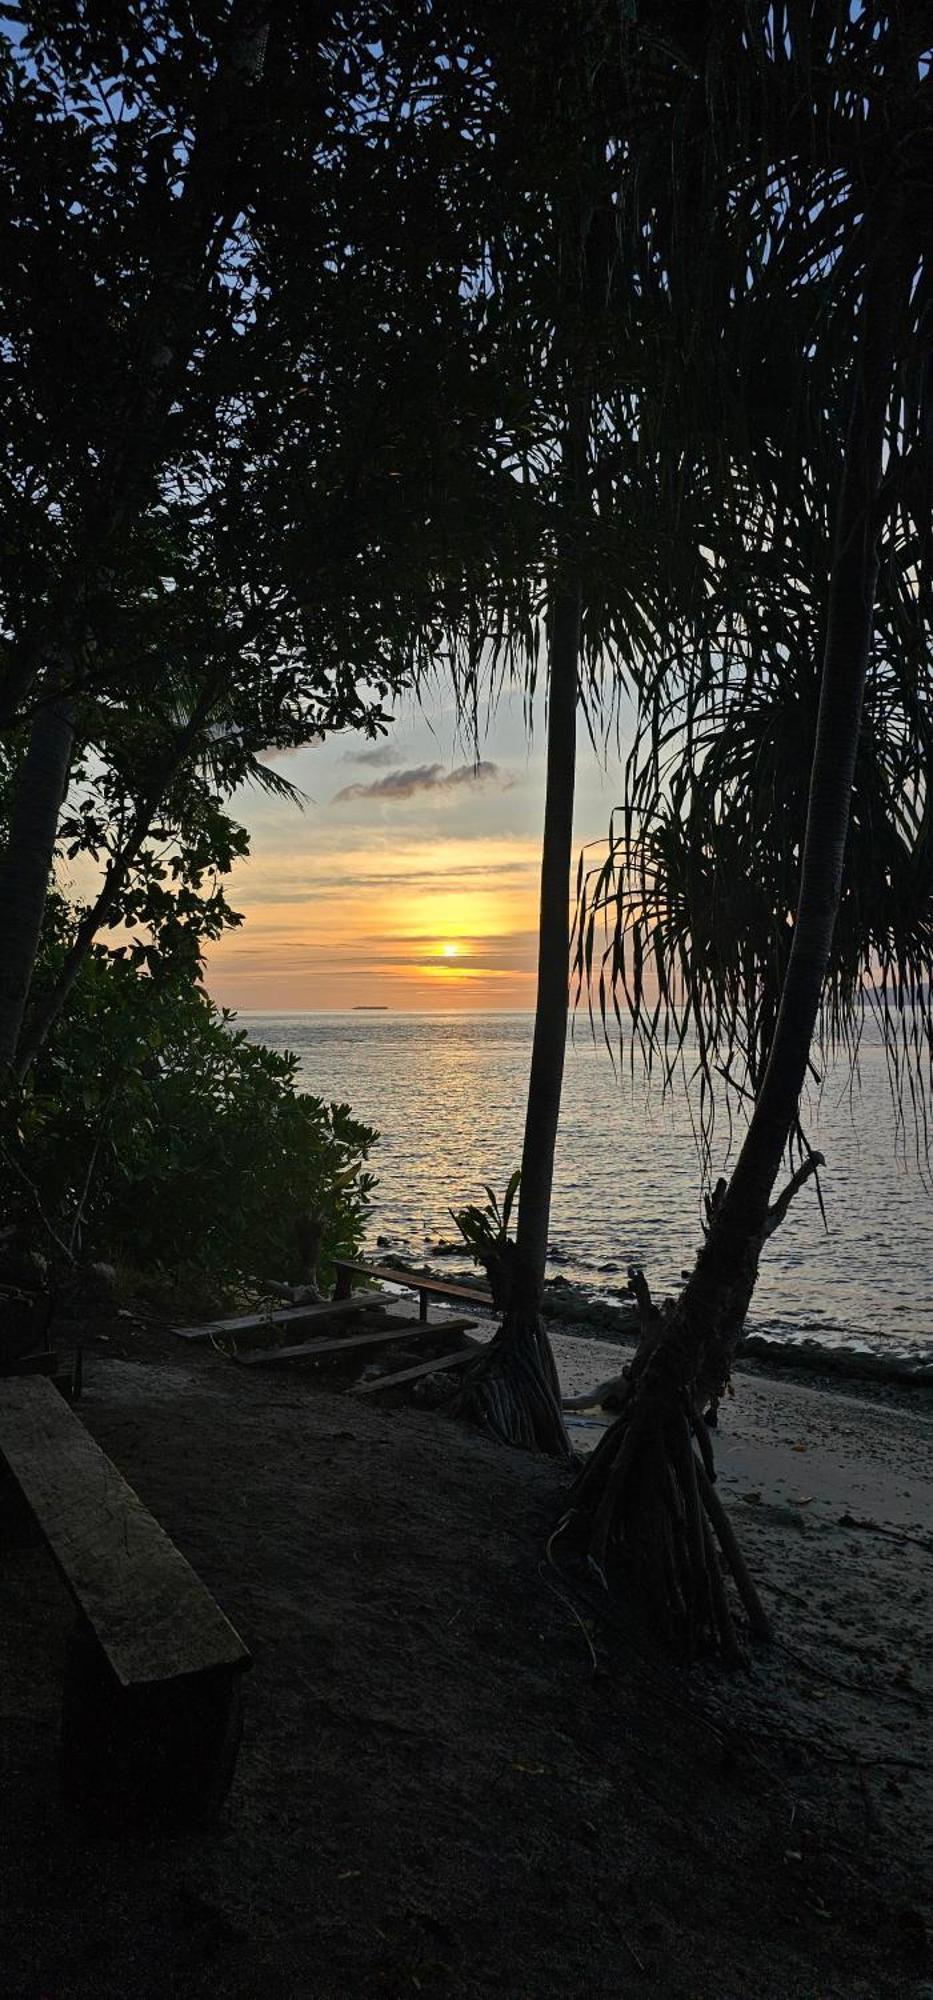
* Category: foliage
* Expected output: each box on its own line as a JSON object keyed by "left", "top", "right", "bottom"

{"left": 451, "top": 1170, "right": 520, "bottom": 1264}
{"left": 0, "top": 1, "right": 470, "bottom": 1087}
{"left": 572, "top": 1, "right": 933, "bottom": 1161}
{"left": 450, "top": 1172, "right": 520, "bottom": 1311}
{"left": 3, "top": 937, "right": 376, "bottom": 1293}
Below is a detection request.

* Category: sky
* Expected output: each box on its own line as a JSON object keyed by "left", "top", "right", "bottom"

{"left": 203, "top": 684, "right": 632, "bottom": 1014}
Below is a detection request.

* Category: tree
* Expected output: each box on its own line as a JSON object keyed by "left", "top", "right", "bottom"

{"left": 563, "top": 14, "right": 931, "bottom": 1653}
{"left": 0, "top": 0, "right": 277, "bottom": 1076}
{"left": 444, "top": 0, "right": 851, "bottom": 1455}
{"left": 432, "top": 2, "right": 721, "bottom": 1451}
{"left": 0, "top": 2, "right": 478, "bottom": 1098}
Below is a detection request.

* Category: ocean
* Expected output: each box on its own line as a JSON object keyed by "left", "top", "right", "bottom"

{"left": 242, "top": 1011, "right": 933, "bottom": 1366}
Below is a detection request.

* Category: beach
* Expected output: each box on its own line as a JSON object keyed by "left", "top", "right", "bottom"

{"left": 1, "top": 1319, "right": 930, "bottom": 1999}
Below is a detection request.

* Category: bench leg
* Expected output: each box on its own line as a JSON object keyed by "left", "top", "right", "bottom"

{"left": 0, "top": 1461, "right": 44, "bottom": 1549}
{"left": 333, "top": 1266, "right": 352, "bottom": 1301}
{"left": 419, "top": 1289, "right": 428, "bottom": 1322}
{"left": 60, "top": 1617, "right": 244, "bottom": 1830}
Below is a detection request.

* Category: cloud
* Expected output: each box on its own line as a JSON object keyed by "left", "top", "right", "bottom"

{"left": 234, "top": 860, "right": 539, "bottom": 905}
{"left": 333, "top": 760, "right": 508, "bottom": 805}
{"left": 339, "top": 740, "right": 402, "bottom": 770}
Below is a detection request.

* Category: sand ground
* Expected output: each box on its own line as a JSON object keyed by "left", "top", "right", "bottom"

{"left": 0, "top": 1319, "right": 931, "bottom": 2000}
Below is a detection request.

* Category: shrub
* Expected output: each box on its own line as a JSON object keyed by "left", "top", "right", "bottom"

{"left": 5, "top": 949, "right": 376, "bottom": 1295}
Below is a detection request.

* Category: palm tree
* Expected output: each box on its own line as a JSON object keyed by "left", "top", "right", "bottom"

{"left": 446, "top": 4, "right": 716, "bottom": 1455}
{"left": 453, "top": 388, "right": 587, "bottom": 1460}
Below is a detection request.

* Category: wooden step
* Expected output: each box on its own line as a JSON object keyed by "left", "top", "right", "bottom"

{"left": 234, "top": 1316, "right": 477, "bottom": 1371}
{"left": 353, "top": 1343, "right": 480, "bottom": 1395}
{"left": 173, "top": 1292, "right": 386, "bottom": 1342}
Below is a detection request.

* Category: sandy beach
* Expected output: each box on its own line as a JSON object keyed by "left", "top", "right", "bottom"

{"left": 1, "top": 1321, "right": 930, "bottom": 1999}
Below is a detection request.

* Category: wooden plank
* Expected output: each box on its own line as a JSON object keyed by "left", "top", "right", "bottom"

{"left": 353, "top": 1344, "right": 480, "bottom": 1395}
{"left": 173, "top": 1291, "right": 385, "bottom": 1342}
{"left": 0, "top": 1377, "right": 249, "bottom": 1689}
{"left": 333, "top": 1258, "right": 492, "bottom": 1309}
{"left": 234, "top": 1316, "right": 477, "bottom": 1370}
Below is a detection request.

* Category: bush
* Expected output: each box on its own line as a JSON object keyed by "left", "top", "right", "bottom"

{"left": 5, "top": 949, "right": 377, "bottom": 1295}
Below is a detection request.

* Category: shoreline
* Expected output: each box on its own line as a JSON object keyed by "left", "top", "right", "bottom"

{"left": 369, "top": 1252, "right": 933, "bottom": 1395}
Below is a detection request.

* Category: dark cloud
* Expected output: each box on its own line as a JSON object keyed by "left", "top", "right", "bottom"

{"left": 333, "top": 760, "right": 507, "bottom": 804}
{"left": 339, "top": 740, "right": 402, "bottom": 770}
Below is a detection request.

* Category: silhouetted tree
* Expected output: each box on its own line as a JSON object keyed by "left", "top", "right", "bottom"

{"left": 565, "top": 10, "right": 931, "bottom": 1651}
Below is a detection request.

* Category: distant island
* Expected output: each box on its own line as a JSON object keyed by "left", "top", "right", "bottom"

{"left": 353, "top": 1005, "right": 388, "bottom": 1010}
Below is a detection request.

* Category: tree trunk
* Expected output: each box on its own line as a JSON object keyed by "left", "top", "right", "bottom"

{"left": 559, "top": 208, "right": 907, "bottom": 1648}
{"left": 513, "top": 577, "right": 581, "bottom": 1306}
{"left": 0, "top": 690, "right": 77, "bottom": 1083}
{"left": 13, "top": 692, "right": 218, "bottom": 1082}
{"left": 454, "top": 392, "right": 586, "bottom": 1460}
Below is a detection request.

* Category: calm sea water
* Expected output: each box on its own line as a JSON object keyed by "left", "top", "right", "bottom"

{"left": 242, "top": 1011, "right": 933, "bottom": 1355}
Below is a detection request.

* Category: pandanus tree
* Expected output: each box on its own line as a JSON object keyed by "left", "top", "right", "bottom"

{"left": 563, "top": 13, "right": 932, "bottom": 1653}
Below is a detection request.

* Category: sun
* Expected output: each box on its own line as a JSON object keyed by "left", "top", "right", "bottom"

{"left": 440, "top": 942, "right": 459, "bottom": 959}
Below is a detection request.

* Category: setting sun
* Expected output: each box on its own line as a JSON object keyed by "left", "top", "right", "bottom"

{"left": 205, "top": 833, "right": 542, "bottom": 1010}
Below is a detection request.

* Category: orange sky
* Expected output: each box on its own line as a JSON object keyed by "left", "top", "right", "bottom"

{"left": 205, "top": 834, "right": 544, "bottom": 1011}
{"left": 202, "top": 689, "right": 625, "bottom": 1014}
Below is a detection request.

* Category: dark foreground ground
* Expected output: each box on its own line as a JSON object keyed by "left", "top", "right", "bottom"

{"left": 1, "top": 1325, "right": 931, "bottom": 2000}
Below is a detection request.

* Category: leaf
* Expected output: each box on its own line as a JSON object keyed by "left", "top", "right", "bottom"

{"left": 501, "top": 1168, "right": 521, "bottom": 1231}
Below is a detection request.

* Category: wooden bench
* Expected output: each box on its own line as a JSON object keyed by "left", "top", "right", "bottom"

{"left": 0, "top": 1375, "right": 250, "bottom": 1828}
{"left": 334, "top": 1257, "right": 493, "bottom": 1323}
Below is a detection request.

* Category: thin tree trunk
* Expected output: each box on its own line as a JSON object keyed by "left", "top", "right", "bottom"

{"left": 13, "top": 691, "right": 218, "bottom": 1081}
{"left": 513, "top": 550, "right": 582, "bottom": 1306}
{"left": 454, "top": 388, "right": 587, "bottom": 1458}
{"left": 12, "top": 809, "right": 156, "bottom": 1084}
{"left": 0, "top": 689, "right": 76, "bottom": 1081}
